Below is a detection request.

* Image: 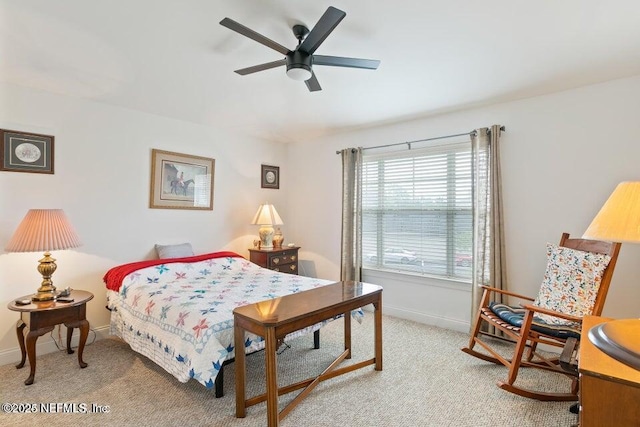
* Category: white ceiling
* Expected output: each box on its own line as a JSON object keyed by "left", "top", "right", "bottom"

{"left": 2, "top": 1, "right": 640, "bottom": 143}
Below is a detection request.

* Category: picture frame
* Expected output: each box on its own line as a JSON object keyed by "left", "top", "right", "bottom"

{"left": 150, "top": 149, "right": 215, "bottom": 210}
{"left": 0, "top": 129, "right": 54, "bottom": 174}
{"left": 261, "top": 164, "right": 280, "bottom": 189}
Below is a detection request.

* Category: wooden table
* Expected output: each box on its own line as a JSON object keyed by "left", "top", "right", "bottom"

{"left": 233, "top": 281, "right": 383, "bottom": 427}
{"left": 7, "top": 289, "right": 94, "bottom": 385}
{"left": 579, "top": 316, "right": 640, "bottom": 426}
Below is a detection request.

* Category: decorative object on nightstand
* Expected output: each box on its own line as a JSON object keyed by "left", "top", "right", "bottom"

{"left": 583, "top": 181, "right": 640, "bottom": 370}
{"left": 251, "top": 203, "right": 283, "bottom": 250}
{"left": 249, "top": 246, "right": 300, "bottom": 275}
{"left": 7, "top": 289, "right": 94, "bottom": 385}
{"left": 272, "top": 227, "right": 284, "bottom": 249}
{"left": 5, "top": 209, "right": 82, "bottom": 301}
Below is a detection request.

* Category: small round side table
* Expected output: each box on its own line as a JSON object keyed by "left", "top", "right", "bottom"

{"left": 7, "top": 289, "right": 94, "bottom": 385}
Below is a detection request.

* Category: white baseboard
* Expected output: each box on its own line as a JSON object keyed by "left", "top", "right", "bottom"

{"left": 0, "top": 325, "right": 111, "bottom": 367}
{"left": 383, "top": 305, "right": 470, "bottom": 334}
{"left": 0, "top": 309, "right": 471, "bottom": 367}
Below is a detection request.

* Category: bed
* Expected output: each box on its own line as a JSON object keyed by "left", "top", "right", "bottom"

{"left": 104, "top": 251, "right": 359, "bottom": 396}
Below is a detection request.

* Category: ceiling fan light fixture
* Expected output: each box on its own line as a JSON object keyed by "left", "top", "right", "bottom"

{"left": 286, "top": 51, "right": 313, "bottom": 81}
{"left": 286, "top": 65, "right": 312, "bottom": 81}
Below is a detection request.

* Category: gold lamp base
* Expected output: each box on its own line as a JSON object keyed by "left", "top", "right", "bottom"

{"left": 31, "top": 252, "right": 58, "bottom": 302}
{"left": 32, "top": 290, "right": 57, "bottom": 302}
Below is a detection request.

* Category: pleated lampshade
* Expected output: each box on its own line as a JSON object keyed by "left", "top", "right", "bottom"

{"left": 6, "top": 209, "right": 82, "bottom": 253}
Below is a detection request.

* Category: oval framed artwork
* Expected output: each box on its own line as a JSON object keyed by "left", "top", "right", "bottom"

{"left": 261, "top": 164, "right": 279, "bottom": 189}
{"left": 0, "top": 129, "right": 54, "bottom": 174}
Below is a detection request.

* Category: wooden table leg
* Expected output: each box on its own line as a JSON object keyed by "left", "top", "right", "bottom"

{"left": 235, "top": 323, "right": 247, "bottom": 418}
{"left": 66, "top": 326, "right": 75, "bottom": 354}
{"left": 77, "top": 319, "right": 89, "bottom": 368}
{"left": 65, "top": 319, "right": 90, "bottom": 368}
{"left": 265, "top": 326, "right": 279, "bottom": 427}
{"left": 374, "top": 297, "right": 383, "bottom": 371}
{"left": 23, "top": 326, "right": 54, "bottom": 385}
{"left": 15, "top": 320, "right": 27, "bottom": 369}
{"left": 344, "top": 311, "right": 352, "bottom": 359}
{"left": 24, "top": 330, "right": 44, "bottom": 385}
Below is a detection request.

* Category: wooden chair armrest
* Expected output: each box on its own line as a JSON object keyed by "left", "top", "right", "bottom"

{"left": 479, "top": 285, "right": 535, "bottom": 302}
{"left": 520, "top": 304, "right": 583, "bottom": 323}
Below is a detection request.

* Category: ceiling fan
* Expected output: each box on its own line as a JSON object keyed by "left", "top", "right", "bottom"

{"left": 219, "top": 6, "right": 380, "bottom": 92}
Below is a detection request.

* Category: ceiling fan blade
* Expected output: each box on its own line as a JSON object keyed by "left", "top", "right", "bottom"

{"left": 298, "top": 6, "right": 346, "bottom": 55}
{"left": 220, "top": 17, "right": 291, "bottom": 55}
{"left": 313, "top": 55, "right": 380, "bottom": 70}
{"left": 305, "top": 72, "right": 322, "bottom": 92}
{"left": 234, "top": 59, "right": 287, "bottom": 75}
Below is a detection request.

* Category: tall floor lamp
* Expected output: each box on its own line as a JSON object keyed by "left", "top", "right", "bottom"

{"left": 5, "top": 209, "right": 82, "bottom": 301}
{"left": 583, "top": 181, "right": 640, "bottom": 370}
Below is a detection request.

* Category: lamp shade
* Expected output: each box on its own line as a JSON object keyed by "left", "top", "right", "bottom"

{"left": 583, "top": 182, "right": 640, "bottom": 243}
{"left": 251, "top": 204, "right": 284, "bottom": 226}
{"left": 5, "top": 209, "right": 82, "bottom": 252}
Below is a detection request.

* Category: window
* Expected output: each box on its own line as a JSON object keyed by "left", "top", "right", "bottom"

{"left": 361, "top": 141, "right": 472, "bottom": 281}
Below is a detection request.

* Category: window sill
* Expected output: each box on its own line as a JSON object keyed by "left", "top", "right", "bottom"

{"left": 362, "top": 267, "right": 471, "bottom": 290}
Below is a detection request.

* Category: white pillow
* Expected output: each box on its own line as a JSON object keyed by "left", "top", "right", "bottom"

{"left": 154, "top": 243, "right": 194, "bottom": 259}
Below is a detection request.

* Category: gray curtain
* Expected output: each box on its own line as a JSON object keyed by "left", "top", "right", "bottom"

{"left": 470, "top": 125, "right": 506, "bottom": 331}
{"left": 340, "top": 148, "right": 363, "bottom": 282}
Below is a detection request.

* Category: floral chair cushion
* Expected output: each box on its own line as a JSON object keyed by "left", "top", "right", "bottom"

{"left": 533, "top": 243, "right": 611, "bottom": 325}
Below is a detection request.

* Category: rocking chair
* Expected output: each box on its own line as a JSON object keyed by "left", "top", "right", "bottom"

{"left": 461, "top": 233, "right": 621, "bottom": 401}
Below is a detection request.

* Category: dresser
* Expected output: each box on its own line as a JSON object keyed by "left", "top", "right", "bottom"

{"left": 578, "top": 316, "right": 640, "bottom": 426}
{"left": 249, "top": 246, "right": 300, "bottom": 275}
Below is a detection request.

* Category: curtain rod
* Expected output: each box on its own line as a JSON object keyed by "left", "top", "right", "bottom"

{"left": 335, "top": 126, "right": 505, "bottom": 154}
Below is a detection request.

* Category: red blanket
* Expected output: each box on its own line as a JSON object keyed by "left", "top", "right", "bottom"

{"left": 103, "top": 251, "right": 243, "bottom": 292}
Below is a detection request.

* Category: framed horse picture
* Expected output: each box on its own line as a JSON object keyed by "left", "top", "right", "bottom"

{"left": 149, "top": 149, "right": 215, "bottom": 210}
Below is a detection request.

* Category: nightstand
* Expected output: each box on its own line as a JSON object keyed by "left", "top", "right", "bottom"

{"left": 578, "top": 316, "right": 640, "bottom": 426}
{"left": 249, "top": 246, "right": 300, "bottom": 275}
{"left": 7, "top": 289, "right": 94, "bottom": 385}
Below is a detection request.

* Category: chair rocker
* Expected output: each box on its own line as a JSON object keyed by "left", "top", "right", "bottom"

{"left": 461, "top": 233, "right": 620, "bottom": 401}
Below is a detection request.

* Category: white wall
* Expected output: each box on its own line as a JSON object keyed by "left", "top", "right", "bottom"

{"left": 288, "top": 75, "right": 640, "bottom": 332}
{"left": 3, "top": 75, "right": 640, "bottom": 365}
{"left": 0, "top": 83, "right": 288, "bottom": 365}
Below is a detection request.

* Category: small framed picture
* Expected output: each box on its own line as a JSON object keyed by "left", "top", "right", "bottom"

{"left": 261, "top": 164, "right": 279, "bottom": 189}
{"left": 150, "top": 149, "right": 215, "bottom": 210}
{"left": 0, "top": 129, "right": 54, "bottom": 174}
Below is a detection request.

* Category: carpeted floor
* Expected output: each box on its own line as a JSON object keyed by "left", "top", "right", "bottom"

{"left": 0, "top": 314, "right": 578, "bottom": 426}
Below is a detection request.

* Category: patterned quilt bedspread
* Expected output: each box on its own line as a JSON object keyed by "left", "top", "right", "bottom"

{"left": 106, "top": 252, "right": 359, "bottom": 389}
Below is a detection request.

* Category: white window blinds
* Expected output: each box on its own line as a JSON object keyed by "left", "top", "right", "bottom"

{"left": 362, "top": 141, "right": 472, "bottom": 280}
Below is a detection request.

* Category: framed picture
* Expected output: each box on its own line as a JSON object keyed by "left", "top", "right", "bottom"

{"left": 150, "top": 149, "right": 215, "bottom": 210}
{"left": 0, "top": 129, "right": 54, "bottom": 174}
{"left": 261, "top": 164, "right": 280, "bottom": 189}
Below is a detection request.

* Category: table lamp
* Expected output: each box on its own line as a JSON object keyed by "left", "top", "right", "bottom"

{"left": 583, "top": 181, "right": 640, "bottom": 370}
{"left": 251, "top": 203, "right": 283, "bottom": 250}
{"left": 5, "top": 209, "right": 82, "bottom": 301}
